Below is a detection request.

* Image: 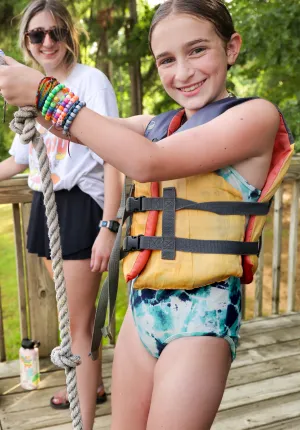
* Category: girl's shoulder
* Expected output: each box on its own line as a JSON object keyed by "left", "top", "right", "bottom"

{"left": 225, "top": 98, "right": 279, "bottom": 126}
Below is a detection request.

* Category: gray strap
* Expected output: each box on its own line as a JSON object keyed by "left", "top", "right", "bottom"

{"left": 123, "top": 235, "right": 260, "bottom": 256}
{"left": 162, "top": 187, "right": 176, "bottom": 260}
{"left": 90, "top": 180, "right": 129, "bottom": 360}
{"left": 126, "top": 197, "right": 270, "bottom": 216}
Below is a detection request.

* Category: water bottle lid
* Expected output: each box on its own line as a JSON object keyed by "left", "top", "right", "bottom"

{"left": 21, "top": 338, "right": 40, "bottom": 349}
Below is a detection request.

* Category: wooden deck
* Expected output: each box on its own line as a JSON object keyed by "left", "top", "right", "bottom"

{"left": 1, "top": 312, "right": 300, "bottom": 430}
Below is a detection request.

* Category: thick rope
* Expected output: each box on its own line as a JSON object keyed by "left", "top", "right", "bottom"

{"left": 0, "top": 55, "right": 83, "bottom": 430}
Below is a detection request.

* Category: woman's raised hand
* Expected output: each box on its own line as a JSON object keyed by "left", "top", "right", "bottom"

{"left": 0, "top": 56, "right": 44, "bottom": 107}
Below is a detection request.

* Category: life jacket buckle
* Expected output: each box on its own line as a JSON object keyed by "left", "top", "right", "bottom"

{"left": 123, "top": 235, "right": 144, "bottom": 252}
{"left": 126, "top": 196, "right": 145, "bottom": 213}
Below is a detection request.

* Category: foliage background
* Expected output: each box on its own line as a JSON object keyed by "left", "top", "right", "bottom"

{"left": 0, "top": 0, "right": 299, "bottom": 161}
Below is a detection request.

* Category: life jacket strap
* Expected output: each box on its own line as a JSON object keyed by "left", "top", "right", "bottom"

{"left": 123, "top": 235, "right": 261, "bottom": 257}
{"left": 90, "top": 181, "right": 130, "bottom": 360}
{"left": 126, "top": 195, "right": 270, "bottom": 216}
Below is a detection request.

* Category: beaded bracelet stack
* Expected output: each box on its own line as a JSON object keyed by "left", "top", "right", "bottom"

{"left": 36, "top": 77, "right": 86, "bottom": 136}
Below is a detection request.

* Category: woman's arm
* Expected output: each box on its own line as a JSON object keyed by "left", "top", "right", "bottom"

{"left": 0, "top": 156, "right": 28, "bottom": 181}
{"left": 90, "top": 163, "right": 124, "bottom": 273}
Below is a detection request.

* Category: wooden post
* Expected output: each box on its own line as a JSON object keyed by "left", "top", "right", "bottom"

{"left": 287, "top": 180, "right": 300, "bottom": 312}
{"left": 254, "top": 231, "right": 265, "bottom": 318}
{"left": 12, "top": 203, "right": 28, "bottom": 340}
{"left": 0, "top": 284, "right": 6, "bottom": 362}
{"left": 272, "top": 186, "right": 283, "bottom": 315}
{"left": 22, "top": 203, "right": 59, "bottom": 357}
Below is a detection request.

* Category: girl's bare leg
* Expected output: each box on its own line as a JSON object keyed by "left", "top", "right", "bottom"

{"left": 111, "top": 308, "right": 156, "bottom": 430}
{"left": 147, "top": 336, "right": 231, "bottom": 430}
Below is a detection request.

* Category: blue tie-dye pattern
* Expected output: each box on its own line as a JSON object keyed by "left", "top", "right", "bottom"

{"left": 130, "top": 167, "right": 261, "bottom": 361}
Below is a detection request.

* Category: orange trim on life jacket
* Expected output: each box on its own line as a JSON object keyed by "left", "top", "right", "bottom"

{"left": 125, "top": 109, "right": 185, "bottom": 282}
{"left": 241, "top": 114, "right": 292, "bottom": 283}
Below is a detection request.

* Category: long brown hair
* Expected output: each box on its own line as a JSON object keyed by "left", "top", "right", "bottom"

{"left": 19, "top": 0, "right": 80, "bottom": 69}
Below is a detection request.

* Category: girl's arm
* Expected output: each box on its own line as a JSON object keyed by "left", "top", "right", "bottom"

{"left": 0, "top": 58, "right": 280, "bottom": 183}
{"left": 69, "top": 98, "right": 279, "bottom": 182}
{"left": 0, "top": 156, "right": 28, "bottom": 181}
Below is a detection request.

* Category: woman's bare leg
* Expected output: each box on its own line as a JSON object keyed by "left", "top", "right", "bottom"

{"left": 147, "top": 336, "right": 231, "bottom": 430}
{"left": 44, "top": 258, "right": 102, "bottom": 430}
{"left": 111, "top": 308, "right": 156, "bottom": 430}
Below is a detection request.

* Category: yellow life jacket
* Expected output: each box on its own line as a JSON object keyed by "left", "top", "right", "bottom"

{"left": 122, "top": 98, "right": 294, "bottom": 290}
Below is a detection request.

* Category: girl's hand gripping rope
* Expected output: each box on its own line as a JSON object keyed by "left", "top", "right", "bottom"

{"left": 0, "top": 55, "right": 44, "bottom": 107}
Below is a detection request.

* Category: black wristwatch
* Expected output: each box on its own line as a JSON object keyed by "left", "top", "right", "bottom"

{"left": 99, "top": 220, "right": 120, "bottom": 233}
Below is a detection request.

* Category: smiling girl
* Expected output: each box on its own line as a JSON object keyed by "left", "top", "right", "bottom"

{"left": 0, "top": 0, "right": 293, "bottom": 429}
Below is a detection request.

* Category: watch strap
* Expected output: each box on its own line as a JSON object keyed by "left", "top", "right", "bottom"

{"left": 99, "top": 220, "right": 119, "bottom": 233}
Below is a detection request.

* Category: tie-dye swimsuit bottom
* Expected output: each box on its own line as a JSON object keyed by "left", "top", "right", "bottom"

{"left": 130, "top": 167, "right": 261, "bottom": 361}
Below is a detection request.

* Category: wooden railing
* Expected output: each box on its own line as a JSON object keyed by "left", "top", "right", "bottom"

{"left": 0, "top": 157, "right": 300, "bottom": 360}
{"left": 0, "top": 176, "right": 58, "bottom": 361}
{"left": 243, "top": 156, "right": 300, "bottom": 318}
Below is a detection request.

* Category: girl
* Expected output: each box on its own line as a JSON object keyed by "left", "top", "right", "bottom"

{"left": 0, "top": 0, "right": 122, "bottom": 428}
{"left": 0, "top": 0, "right": 293, "bottom": 429}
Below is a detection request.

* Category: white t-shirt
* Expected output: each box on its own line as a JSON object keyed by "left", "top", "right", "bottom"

{"left": 9, "top": 63, "right": 119, "bottom": 208}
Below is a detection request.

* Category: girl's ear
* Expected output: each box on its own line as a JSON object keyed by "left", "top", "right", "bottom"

{"left": 227, "top": 32, "right": 242, "bottom": 66}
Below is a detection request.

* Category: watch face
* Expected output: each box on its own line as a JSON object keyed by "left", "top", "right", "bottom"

{"left": 102, "top": 221, "right": 108, "bottom": 227}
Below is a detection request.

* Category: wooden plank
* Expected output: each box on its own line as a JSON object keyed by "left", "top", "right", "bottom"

{"left": 39, "top": 414, "right": 111, "bottom": 430}
{"left": 272, "top": 187, "right": 283, "bottom": 315}
{"left": 240, "top": 313, "right": 300, "bottom": 336}
{"left": 0, "top": 362, "right": 112, "bottom": 395}
{"left": 0, "top": 376, "right": 112, "bottom": 412}
{"left": 0, "top": 397, "right": 111, "bottom": 430}
{"left": 220, "top": 372, "right": 300, "bottom": 411}
{"left": 238, "top": 325, "right": 300, "bottom": 351}
{"left": 254, "top": 416, "right": 300, "bottom": 429}
{"left": 228, "top": 355, "right": 300, "bottom": 388}
{"left": 254, "top": 231, "right": 264, "bottom": 318}
{"left": 22, "top": 203, "right": 59, "bottom": 358}
{"left": 287, "top": 180, "right": 300, "bottom": 312}
{"left": 0, "top": 284, "right": 6, "bottom": 362}
{"left": 233, "top": 339, "right": 300, "bottom": 369}
{"left": 0, "top": 177, "right": 33, "bottom": 204}
{"left": 12, "top": 203, "right": 28, "bottom": 340}
{"left": 0, "top": 347, "right": 113, "bottom": 379}
{"left": 212, "top": 392, "right": 300, "bottom": 429}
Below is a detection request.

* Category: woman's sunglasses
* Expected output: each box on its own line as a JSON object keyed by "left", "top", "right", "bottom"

{"left": 25, "top": 27, "right": 69, "bottom": 44}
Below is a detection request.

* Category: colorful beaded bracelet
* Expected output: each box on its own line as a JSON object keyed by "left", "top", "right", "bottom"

{"left": 42, "top": 83, "right": 67, "bottom": 117}
{"left": 62, "top": 101, "right": 86, "bottom": 135}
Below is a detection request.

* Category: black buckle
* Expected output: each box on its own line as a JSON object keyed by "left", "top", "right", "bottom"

{"left": 123, "top": 235, "right": 143, "bottom": 251}
{"left": 126, "top": 197, "right": 145, "bottom": 213}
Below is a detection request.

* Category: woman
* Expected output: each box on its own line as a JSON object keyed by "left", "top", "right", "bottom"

{"left": 0, "top": 0, "right": 122, "bottom": 428}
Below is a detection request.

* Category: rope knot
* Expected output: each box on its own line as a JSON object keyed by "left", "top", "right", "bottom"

{"left": 10, "top": 106, "right": 39, "bottom": 145}
{"left": 51, "top": 346, "right": 81, "bottom": 370}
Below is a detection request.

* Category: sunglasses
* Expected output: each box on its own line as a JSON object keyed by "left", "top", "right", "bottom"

{"left": 25, "top": 27, "right": 69, "bottom": 44}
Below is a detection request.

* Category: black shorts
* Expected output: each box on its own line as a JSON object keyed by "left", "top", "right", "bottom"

{"left": 27, "top": 186, "right": 103, "bottom": 260}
